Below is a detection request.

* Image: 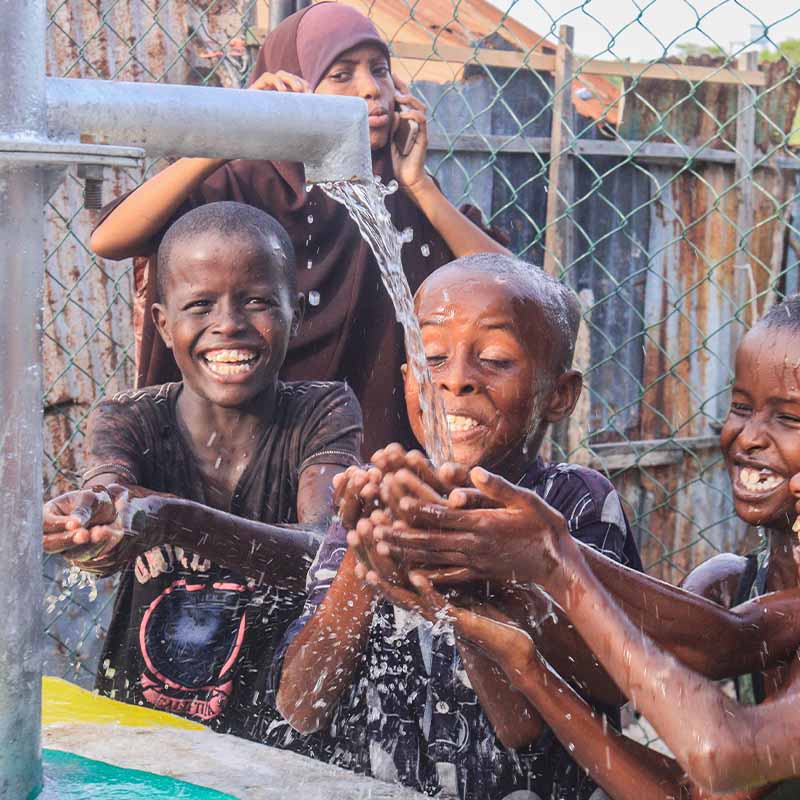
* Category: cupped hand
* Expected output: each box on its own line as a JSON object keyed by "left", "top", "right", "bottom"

{"left": 375, "top": 467, "right": 571, "bottom": 586}
{"left": 348, "top": 511, "right": 404, "bottom": 586}
{"left": 333, "top": 465, "right": 382, "bottom": 530}
{"left": 43, "top": 487, "right": 117, "bottom": 554}
{"left": 249, "top": 70, "right": 311, "bottom": 94}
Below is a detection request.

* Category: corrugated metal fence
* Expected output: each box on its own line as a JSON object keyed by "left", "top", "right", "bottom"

{"left": 42, "top": 0, "right": 800, "bottom": 688}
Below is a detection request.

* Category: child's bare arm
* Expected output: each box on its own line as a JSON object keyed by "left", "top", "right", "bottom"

{"left": 276, "top": 541, "right": 377, "bottom": 733}
{"left": 396, "top": 574, "right": 771, "bottom": 800}
{"left": 356, "top": 535, "right": 546, "bottom": 750}
{"left": 393, "top": 471, "right": 800, "bottom": 794}
{"left": 381, "top": 472, "right": 800, "bottom": 679}
{"left": 565, "top": 547, "right": 800, "bottom": 678}
{"left": 47, "top": 462, "right": 343, "bottom": 587}
{"left": 551, "top": 542, "right": 800, "bottom": 792}
{"left": 453, "top": 625, "right": 545, "bottom": 748}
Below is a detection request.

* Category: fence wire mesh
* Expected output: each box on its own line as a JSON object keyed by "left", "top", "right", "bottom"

{"left": 42, "top": 0, "right": 800, "bottom": 744}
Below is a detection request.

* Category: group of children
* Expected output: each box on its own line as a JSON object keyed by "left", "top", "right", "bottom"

{"left": 43, "top": 194, "right": 800, "bottom": 799}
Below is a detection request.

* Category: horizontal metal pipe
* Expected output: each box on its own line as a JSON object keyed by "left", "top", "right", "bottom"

{"left": 46, "top": 78, "right": 373, "bottom": 183}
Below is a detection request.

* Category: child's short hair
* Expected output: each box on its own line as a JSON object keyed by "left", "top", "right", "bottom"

{"left": 757, "top": 293, "right": 800, "bottom": 333}
{"left": 439, "top": 253, "right": 581, "bottom": 374}
{"left": 156, "top": 201, "right": 297, "bottom": 302}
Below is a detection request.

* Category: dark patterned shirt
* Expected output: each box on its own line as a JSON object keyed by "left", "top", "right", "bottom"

{"left": 273, "top": 457, "right": 642, "bottom": 800}
{"left": 82, "top": 380, "right": 362, "bottom": 741}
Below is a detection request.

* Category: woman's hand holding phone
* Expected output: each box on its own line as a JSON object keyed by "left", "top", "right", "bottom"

{"left": 391, "top": 76, "right": 430, "bottom": 194}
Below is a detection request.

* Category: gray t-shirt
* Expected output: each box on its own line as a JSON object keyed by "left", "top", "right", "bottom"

{"left": 83, "top": 380, "right": 362, "bottom": 740}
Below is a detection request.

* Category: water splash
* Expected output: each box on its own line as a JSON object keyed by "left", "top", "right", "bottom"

{"left": 321, "top": 177, "right": 453, "bottom": 466}
{"left": 46, "top": 565, "right": 97, "bottom": 614}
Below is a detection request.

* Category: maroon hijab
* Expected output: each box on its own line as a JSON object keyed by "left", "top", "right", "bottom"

{"left": 113, "top": 3, "right": 464, "bottom": 453}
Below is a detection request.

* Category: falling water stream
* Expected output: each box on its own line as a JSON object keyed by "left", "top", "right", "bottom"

{"left": 320, "top": 177, "right": 453, "bottom": 466}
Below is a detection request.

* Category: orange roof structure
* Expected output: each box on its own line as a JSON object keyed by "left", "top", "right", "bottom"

{"left": 251, "top": 1, "right": 621, "bottom": 125}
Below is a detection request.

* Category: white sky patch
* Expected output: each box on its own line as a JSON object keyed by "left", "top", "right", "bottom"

{"left": 491, "top": 0, "right": 800, "bottom": 61}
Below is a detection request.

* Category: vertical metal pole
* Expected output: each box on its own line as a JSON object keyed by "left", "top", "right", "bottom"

{"left": 269, "top": 0, "right": 295, "bottom": 30}
{"left": 543, "top": 24, "right": 576, "bottom": 278}
{"left": 544, "top": 24, "right": 577, "bottom": 459}
{"left": 733, "top": 51, "right": 758, "bottom": 327}
{"left": 0, "top": 0, "right": 46, "bottom": 795}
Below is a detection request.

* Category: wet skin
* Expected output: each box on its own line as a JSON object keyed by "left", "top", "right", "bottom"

{"left": 721, "top": 325, "right": 800, "bottom": 535}
{"left": 373, "top": 325, "right": 800, "bottom": 796}
{"left": 43, "top": 231, "right": 346, "bottom": 590}
{"left": 152, "top": 230, "right": 299, "bottom": 416}
{"left": 277, "top": 267, "right": 589, "bottom": 743}
{"left": 404, "top": 263, "right": 582, "bottom": 477}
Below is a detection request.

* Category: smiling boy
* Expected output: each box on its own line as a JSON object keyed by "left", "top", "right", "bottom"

{"left": 274, "top": 254, "right": 642, "bottom": 800}
{"left": 42, "top": 201, "right": 362, "bottom": 741}
{"left": 373, "top": 295, "right": 800, "bottom": 799}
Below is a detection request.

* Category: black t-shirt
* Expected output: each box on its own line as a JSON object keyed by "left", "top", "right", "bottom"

{"left": 82, "top": 380, "right": 362, "bottom": 739}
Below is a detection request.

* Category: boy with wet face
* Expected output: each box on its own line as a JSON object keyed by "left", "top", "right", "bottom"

{"left": 42, "top": 201, "right": 363, "bottom": 743}
{"left": 368, "top": 296, "right": 800, "bottom": 799}
{"left": 274, "top": 255, "right": 642, "bottom": 800}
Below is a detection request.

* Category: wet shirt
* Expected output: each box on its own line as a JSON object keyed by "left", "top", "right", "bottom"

{"left": 82, "top": 380, "right": 362, "bottom": 740}
{"left": 274, "top": 457, "right": 642, "bottom": 800}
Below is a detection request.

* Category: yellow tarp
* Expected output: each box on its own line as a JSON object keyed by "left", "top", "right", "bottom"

{"left": 43, "top": 676, "right": 204, "bottom": 730}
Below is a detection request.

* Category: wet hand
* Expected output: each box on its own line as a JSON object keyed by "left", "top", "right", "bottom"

{"left": 371, "top": 443, "right": 471, "bottom": 500}
{"left": 348, "top": 511, "right": 406, "bottom": 587}
{"left": 375, "top": 467, "right": 571, "bottom": 586}
{"left": 43, "top": 487, "right": 117, "bottom": 554}
{"left": 249, "top": 70, "right": 311, "bottom": 94}
{"left": 333, "top": 465, "right": 383, "bottom": 530}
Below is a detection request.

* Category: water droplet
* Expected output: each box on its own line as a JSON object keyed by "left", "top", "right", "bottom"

{"left": 386, "top": 179, "right": 399, "bottom": 194}
{"left": 307, "top": 214, "right": 314, "bottom": 224}
{"left": 307, "top": 260, "right": 313, "bottom": 270}
{"left": 309, "top": 290, "right": 321, "bottom": 306}
{"left": 401, "top": 227, "right": 414, "bottom": 243}
{"left": 305, "top": 184, "right": 313, "bottom": 193}
{"left": 568, "top": 743, "right": 575, "bottom": 752}
{"left": 420, "top": 243, "right": 430, "bottom": 257}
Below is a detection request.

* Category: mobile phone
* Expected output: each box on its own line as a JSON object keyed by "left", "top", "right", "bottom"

{"left": 394, "top": 105, "right": 419, "bottom": 156}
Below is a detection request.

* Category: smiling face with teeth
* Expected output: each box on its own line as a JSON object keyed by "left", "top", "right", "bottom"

{"left": 720, "top": 325, "right": 800, "bottom": 532}
{"left": 403, "top": 264, "right": 582, "bottom": 475}
{"left": 152, "top": 229, "right": 300, "bottom": 412}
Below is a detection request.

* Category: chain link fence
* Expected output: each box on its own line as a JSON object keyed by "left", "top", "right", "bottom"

{"left": 42, "top": 0, "right": 800, "bottom": 719}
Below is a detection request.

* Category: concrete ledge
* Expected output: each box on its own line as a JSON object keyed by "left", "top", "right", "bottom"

{"left": 44, "top": 724, "right": 425, "bottom": 800}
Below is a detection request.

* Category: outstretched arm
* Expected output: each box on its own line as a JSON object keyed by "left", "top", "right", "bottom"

{"left": 43, "top": 462, "right": 340, "bottom": 588}
{"left": 382, "top": 469, "right": 800, "bottom": 795}
{"left": 276, "top": 543, "right": 378, "bottom": 733}
{"left": 571, "top": 545, "right": 800, "bottom": 678}
{"left": 548, "top": 535, "right": 800, "bottom": 794}
{"left": 378, "top": 467, "right": 800, "bottom": 679}
{"left": 372, "top": 570, "right": 773, "bottom": 800}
